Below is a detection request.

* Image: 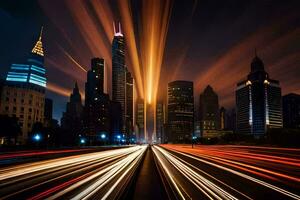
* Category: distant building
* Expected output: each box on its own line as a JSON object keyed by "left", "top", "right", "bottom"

{"left": 220, "top": 107, "right": 226, "bottom": 130}
{"left": 156, "top": 101, "right": 165, "bottom": 143}
{"left": 0, "top": 27, "right": 46, "bottom": 144}
{"left": 236, "top": 53, "right": 282, "bottom": 137}
{"left": 112, "top": 22, "right": 126, "bottom": 135}
{"left": 44, "top": 98, "right": 53, "bottom": 127}
{"left": 282, "top": 93, "right": 300, "bottom": 129}
{"left": 125, "top": 69, "right": 134, "bottom": 141}
{"left": 167, "top": 81, "right": 194, "bottom": 143}
{"left": 136, "top": 99, "right": 145, "bottom": 143}
{"left": 226, "top": 108, "right": 236, "bottom": 132}
{"left": 61, "top": 82, "right": 83, "bottom": 143}
{"left": 199, "top": 85, "right": 220, "bottom": 138}
{"left": 110, "top": 101, "right": 123, "bottom": 143}
{"left": 84, "top": 58, "right": 110, "bottom": 144}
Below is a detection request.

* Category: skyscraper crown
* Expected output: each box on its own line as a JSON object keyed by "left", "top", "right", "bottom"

{"left": 113, "top": 22, "right": 123, "bottom": 37}
{"left": 31, "top": 26, "right": 44, "bottom": 56}
{"left": 251, "top": 49, "right": 264, "bottom": 72}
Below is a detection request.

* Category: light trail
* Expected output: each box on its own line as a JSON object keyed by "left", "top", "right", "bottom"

{"left": 0, "top": 146, "right": 147, "bottom": 199}
{"left": 162, "top": 145, "right": 300, "bottom": 199}
{"left": 153, "top": 145, "right": 243, "bottom": 200}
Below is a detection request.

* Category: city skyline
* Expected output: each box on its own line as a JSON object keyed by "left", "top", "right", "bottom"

{"left": 0, "top": 0, "right": 299, "bottom": 120}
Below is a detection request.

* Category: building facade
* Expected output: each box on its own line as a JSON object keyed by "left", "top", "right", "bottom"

{"left": 61, "top": 82, "right": 83, "bottom": 144}
{"left": 199, "top": 85, "right": 220, "bottom": 137}
{"left": 156, "top": 101, "right": 165, "bottom": 143}
{"left": 125, "top": 69, "right": 134, "bottom": 140}
{"left": 236, "top": 54, "right": 282, "bottom": 137}
{"left": 84, "top": 58, "right": 110, "bottom": 144}
{"left": 220, "top": 107, "right": 226, "bottom": 130}
{"left": 282, "top": 93, "right": 300, "bottom": 129}
{"left": 136, "top": 99, "right": 145, "bottom": 143}
{"left": 112, "top": 22, "right": 126, "bottom": 134}
{"left": 167, "top": 81, "right": 194, "bottom": 143}
{"left": 0, "top": 28, "right": 46, "bottom": 144}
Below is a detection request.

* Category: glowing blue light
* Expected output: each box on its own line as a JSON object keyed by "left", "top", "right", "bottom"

{"left": 33, "top": 134, "right": 41, "bottom": 141}
{"left": 101, "top": 134, "right": 106, "bottom": 139}
{"left": 29, "top": 79, "right": 46, "bottom": 87}
{"left": 117, "top": 135, "right": 121, "bottom": 139}
{"left": 80, "top": 139, "right": 86, "bottom": 144}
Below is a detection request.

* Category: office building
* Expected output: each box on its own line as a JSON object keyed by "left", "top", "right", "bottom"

{"left": 282, "top": 93, "right": 300, "bottom": 129}
{"left": 0, "top": 28, "right": 46, "bottom": 144}
{"left": 125, "top": 69, "right": 134, "bottom": 140}
{"left": 199, "top": 85, "right": 220, "bottom": 138}
{"left": 156, "top": 101, "right": 165, "bottom": 143}
{"left": 61, "top": 82, "right": 83, "bottom": 143}
{"left": 236, "top": 53, "right": 282, "bottom": 137}
{"left": 84, "top": 58, "right": 110, "bottom": 144}
{"left": 167, "top": 80, "right": 194, "bottom": 143}
{"left": 136, "top": 99, "right": 145, "bottom": 143}
{"left": 112, "top": 22, "right": 126, "bottom": 134}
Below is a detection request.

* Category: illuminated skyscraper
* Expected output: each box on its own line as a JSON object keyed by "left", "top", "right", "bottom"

{"left": 125, "top": 69, "right": 134, "bottom": 140}
{"left": 112, "top": 22, "right": 126, "bottom": 135}
{"left": 236, "top": 53, "right": 282, "bottom": 137}
{"left": 84, "top": 58, "right": 110, "bottom": 144}
{"left": 0, "top": 27, "right": 46, "bottom": 144}
{"left": 136, "top": 99, "right": 145, "bottom": 143}
{"left": 199, "top": 85, "right": 220, "bottom": 136}
{"left": 156, "top": 101, "right": 165, "bottom": 143}
{"left": 167, "top": 81, "right": 194, "bottom": 143}
{"left": 220, "top": 107, "right": 226, "bottom": 130}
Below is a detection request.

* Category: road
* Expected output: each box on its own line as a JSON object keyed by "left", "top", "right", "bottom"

{"left": 0, "top": 144, "right": 299, "bottom": 199}
{"left": 153, "top": 144, "right": 300, "bottom": 200}
{"left": 0, "top": 145, "right": 147, "bottom": 200}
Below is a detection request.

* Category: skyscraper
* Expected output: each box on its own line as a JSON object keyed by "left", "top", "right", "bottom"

{"left": 282, "top": 93, "right": 300, "bottom": 129}
{"left": 125, "top": 69, "right": 134, "bottom": 140}
{"left": 112, "top": 22, "right": 126, "bottom": 135}
{"left": 167, "top": 81, "right": 194, "bottom": 143}
{"left": 136, "top": 99, "right": 145, "bottom": 143}
{"left": 199, "top": 85, "right": 220, "bottom": 137}
{"left": 156, "top": 101, "right": 165, "bottom": 143}
{"left": 61, "top": 82, "right": 83, "bottom": 144}
{"left": 84, "top": 58, "right": 110, "bottom": 144}
{"left": 44, "top": 98, "right": 53, "bottom": 127}
{"left": 236, "top": 53, "right": 282, "bottom": 137}
{"left": 0, "top": 27, "right": 46, "bottom": 144}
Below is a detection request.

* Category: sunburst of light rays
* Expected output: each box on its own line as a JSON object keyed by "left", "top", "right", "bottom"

{"left": 140, "top": 0, "right": 172, "bottom": 105}
{"left": 118, "top": 0, "right": 144, "bottom": 99}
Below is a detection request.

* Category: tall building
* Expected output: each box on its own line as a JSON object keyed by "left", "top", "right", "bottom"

{"left": 84, "top": 58, "right": 110, "bottom": 144}
{"left": 282, "top": 93, "right": 300, "bottom": 129}
{"left": 125, "top": 69, "right": 134, "bottom": 140}
{"left": 112, "top": 22, "right": 126, "bottom": 135}
{"left": 167, "top": 81, "right": 194, "bottom": 143}
{"left": 226, "top": 108, "right": 236, "bottom": 132}
{"left": 44, "top": 98, "right": 53, "bottom": 127}
{"left": 199, "top": 85, "right": 220, "bottom": 137}
{"left": 0, "top": 27, "right": 46, "bottom": 144}
{"left": 156, "top": 101, "right": 165, "bottom": 143}
{"left": 220, "top": 107, "right": 226, "bottom": 130}
{"left": 236, "top": 53, "right": 282, "bottom": 137}
{"left": 61, "top": 82, "right": 83, "bottom": 143}
{"left": 136, "top": 99, "right": 145, "bottom": 143}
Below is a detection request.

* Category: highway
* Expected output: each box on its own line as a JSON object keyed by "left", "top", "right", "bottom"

{"left": 0, "top": 144, "right": 299, "bottom": 199}
{"left": 153, "top": 144, "right": 300, "bottom": 200}
{"left": 0, "top": 145, "right": 147, "bottom": 200}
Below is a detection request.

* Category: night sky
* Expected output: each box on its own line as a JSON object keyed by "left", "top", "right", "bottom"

{"left": 0, "top": 0, "right": 299, "bottom": 121}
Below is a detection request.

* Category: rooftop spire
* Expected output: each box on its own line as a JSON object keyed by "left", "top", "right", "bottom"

{"left": 31, "top": 26, "right": 44, "bottom": 56}
{"left": 113, "top": 21, "right": 123, "bottom": 37}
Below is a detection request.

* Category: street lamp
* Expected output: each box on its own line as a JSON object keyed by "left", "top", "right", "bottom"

{"left": 33, "top": 134, "right": 41, "bottom": 142}
{"left": 101, "top": 133, "right": 106, "bottom": 139}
